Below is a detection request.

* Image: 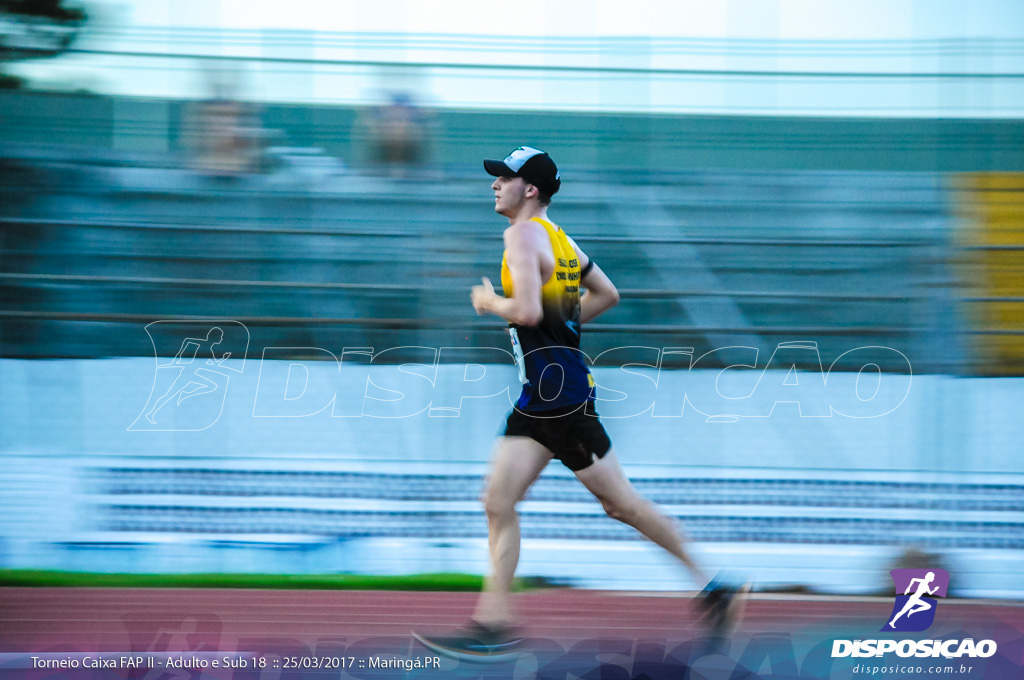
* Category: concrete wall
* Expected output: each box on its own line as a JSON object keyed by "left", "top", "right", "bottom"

{"left": 1, "top": 357, "right": 1021, "bottom": 597}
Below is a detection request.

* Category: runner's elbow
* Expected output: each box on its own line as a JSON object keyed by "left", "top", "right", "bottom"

{"left": 510, "top": 302, "right": 543, "bottom": 326}
{"left": 514, "top": 309, "right": 543, "bottom": 326}
{"left": 596, "top": 288, "right": 620, "bottom": 312}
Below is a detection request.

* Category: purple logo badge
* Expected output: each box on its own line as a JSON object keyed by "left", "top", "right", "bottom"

{"left": 882, "top": 568, "right": 949, "bottom": 632}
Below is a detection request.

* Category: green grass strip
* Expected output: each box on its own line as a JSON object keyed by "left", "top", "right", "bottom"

{"left": 0, "top": 570, "right": 486, "bottom": 591}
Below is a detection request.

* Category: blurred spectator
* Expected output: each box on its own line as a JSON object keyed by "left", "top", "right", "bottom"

{"left": 186, "top": 65, "right": 265, "bottom": 177}
{"left": 188, "top": 97, "right": 264, "bottom": 177}
{"left": 367, "top": 91, "right": 428, "bottom": 177}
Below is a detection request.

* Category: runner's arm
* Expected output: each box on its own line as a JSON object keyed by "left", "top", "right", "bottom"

{"left": 472, "top": 224, "right": 544, "bottom": 326}
{"left": 568, "top": 238, "right": 619, "bottom": 324}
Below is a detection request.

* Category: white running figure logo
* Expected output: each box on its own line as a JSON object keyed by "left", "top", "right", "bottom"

{"left": 889, "top": 571, "right": 939, "bottom": 628}
{"left": 144, "top": 328, "right": 231, "bottom": 424}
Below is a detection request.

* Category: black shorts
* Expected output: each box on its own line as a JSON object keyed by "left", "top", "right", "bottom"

{"left": 503, "top": 401, "right": 612, "bottom": 472}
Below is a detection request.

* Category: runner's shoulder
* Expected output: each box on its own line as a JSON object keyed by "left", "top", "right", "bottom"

{"left": 504, "top": 220, "right": 547, "bottom": 249}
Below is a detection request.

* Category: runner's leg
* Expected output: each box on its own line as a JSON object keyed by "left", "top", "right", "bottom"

{"left": 574, "top": 449, "right": 709, "bottom": 584}
{"left": 473, "top": 436, "right": 552, "bottom": 628}
{"left": 906, "top": 601, "right": 932, "bottom": 618}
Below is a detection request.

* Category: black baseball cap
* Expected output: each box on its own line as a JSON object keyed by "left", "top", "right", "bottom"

{"left": 484, "top": 146, "right": 560, "bottom": 197}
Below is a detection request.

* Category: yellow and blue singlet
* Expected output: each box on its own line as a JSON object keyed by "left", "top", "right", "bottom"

{"left": 500, "top": 217, "right": 596, "bottom": 411}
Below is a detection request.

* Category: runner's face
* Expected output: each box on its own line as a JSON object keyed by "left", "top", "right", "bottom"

{"left": 491, "top": 175, "right": 528, "bottom": 218}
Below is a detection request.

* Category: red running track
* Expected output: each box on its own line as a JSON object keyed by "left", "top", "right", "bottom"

{"left": 1, "top": 589, "right": 1023, "bottom": 678}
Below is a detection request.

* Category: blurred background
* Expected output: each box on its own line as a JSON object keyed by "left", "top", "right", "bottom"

{"left": 1, "top": 0, "right": 1022, "bottom": 597}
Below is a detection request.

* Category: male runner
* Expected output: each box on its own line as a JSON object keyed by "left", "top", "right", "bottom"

{"left": 414, "top": 146, "right": 746, "bottom": 660}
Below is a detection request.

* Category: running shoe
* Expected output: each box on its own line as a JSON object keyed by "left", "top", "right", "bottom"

{"left": 412, "top": 621, "right": 523, "bottom": 663}
{"left": 697, "top": 578, "right": 751, "bottom": 640}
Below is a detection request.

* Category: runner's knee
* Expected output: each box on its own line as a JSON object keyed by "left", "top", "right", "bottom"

{"left": 599, "top": 495, "right": 643, "bottom": 525}
{"left": 482, "top": 487, "right": 517, "bottom": 520}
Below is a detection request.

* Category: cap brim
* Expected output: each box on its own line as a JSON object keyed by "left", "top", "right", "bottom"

{"left": 484, "top": 159, "right": 516, "bottom": 178}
